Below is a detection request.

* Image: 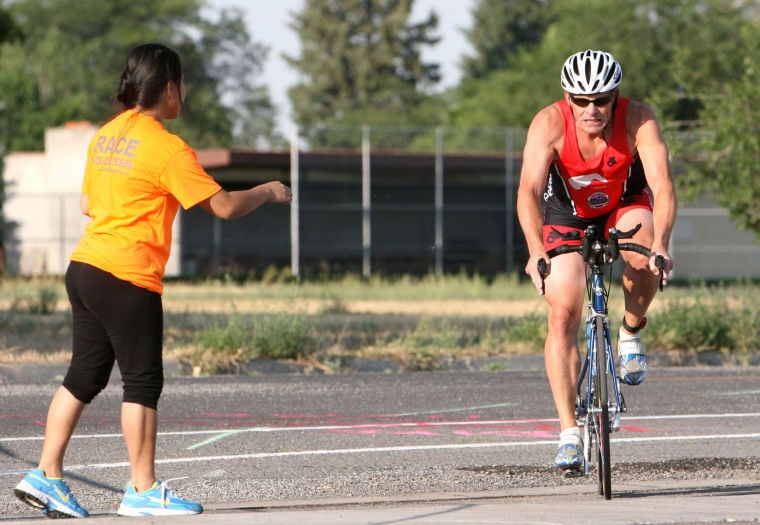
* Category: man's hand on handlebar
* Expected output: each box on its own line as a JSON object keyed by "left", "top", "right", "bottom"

{"left": 525, "top": 253, "right": 549, "bottom": 295}
{"left": 649, "top": 250, "right": 674, "bottom": 291}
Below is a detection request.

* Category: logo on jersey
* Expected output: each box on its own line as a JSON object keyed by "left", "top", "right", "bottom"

{"left": 587, "top": 192, "right": 610, "bottom": 209}
{"left": 568, "top": 173, "right": 607, "bottom": 190}
{"left": 607, "top": 157, "right": 617, "bottom": 167}
{"left": 543, "top": 173, "right": 555, "bottom": 201}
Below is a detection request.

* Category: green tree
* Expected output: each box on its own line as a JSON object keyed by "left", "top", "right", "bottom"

{"left": 179, "top": 8, "right": 278, "bottom": 148}
{"left": 683, "top": 57, "right": 760, "bottom": 236}
{"left": 460, "top": 0, "right": 555, "bottom": 81}
{"left": 646, "top": 0, "right": 757, "bottom": 125}
{"left": 673, "top": 5, "right": 760, "bottom": 237}
{"left": 447, "top": 0, "right": 758, "bottom": 128}
{"left": 0, "top": 0, "right": 276, "bottom": 152}
{"left": 284, "top": 0, "right": 441, "bottom": 147}
{"left": 0, "top": 3, "right": 22, "bottom": 270}
{"left": 0, "top": 4, "right": 20, "bottom": 45}
{"left": 447, "top": 0, "right": 663, "bottom": 132}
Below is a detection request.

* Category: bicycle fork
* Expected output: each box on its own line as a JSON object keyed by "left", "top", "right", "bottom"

{"left": 604, "top": 321, "right": 627, "bottom": 431}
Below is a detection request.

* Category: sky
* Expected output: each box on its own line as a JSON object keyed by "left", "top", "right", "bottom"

{"left": 206, "top": 0, "right": 475, "bottom": 135}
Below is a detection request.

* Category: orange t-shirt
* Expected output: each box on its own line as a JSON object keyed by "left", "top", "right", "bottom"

{"left": 70, "top": 109, "right": 221, "bottom": 294}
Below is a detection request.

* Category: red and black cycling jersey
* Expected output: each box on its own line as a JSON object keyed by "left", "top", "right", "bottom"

{"left": 543, "top": 96, "right": 647, "bottom": 226}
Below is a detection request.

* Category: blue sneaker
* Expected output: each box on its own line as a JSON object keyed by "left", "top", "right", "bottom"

{"left": 555, "top": 440, "right": 584, "bottom": 473}
{"left": 14, "top": 469, "right": 89, "bottom": 518}
{"left": 117, "top": 478, "right": 203, "bottom": 516}
{"left": 618, "top": 332, "right": 649, "bottom": 385}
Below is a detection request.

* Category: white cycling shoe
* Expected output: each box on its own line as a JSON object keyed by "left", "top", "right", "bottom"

{"left": 555, "top": 428, "right": 584, "bottom": 473}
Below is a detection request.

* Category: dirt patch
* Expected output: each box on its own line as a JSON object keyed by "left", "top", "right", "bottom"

{"left": 162, "top": 298, "right": 547, "bottom": 317}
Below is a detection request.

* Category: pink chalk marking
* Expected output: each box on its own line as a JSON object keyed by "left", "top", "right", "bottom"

{"left": 272, "top": 413, "right": 339, "bottom": 420}
{"left": 620, "top": 425, "right": 651, "bottom": 433}
{"left": 199, "top": 412, "right": 251, "bottom": 419}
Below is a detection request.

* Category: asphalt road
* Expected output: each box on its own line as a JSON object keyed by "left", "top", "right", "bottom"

{"left": 1, "top": 362, "right": 760, "bottom": 523}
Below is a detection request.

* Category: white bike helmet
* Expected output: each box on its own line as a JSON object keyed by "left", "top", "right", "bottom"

{"left": 560, "top": 50, "right": 622, "bottom": 94}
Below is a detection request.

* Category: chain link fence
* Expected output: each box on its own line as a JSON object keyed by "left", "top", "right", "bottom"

{"left": 4, "top": 124, "right": 760, "bottom": 279}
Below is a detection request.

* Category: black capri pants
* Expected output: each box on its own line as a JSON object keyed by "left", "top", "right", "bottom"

{"left": 63, "top": 261, "right": 164, "bottom": 409}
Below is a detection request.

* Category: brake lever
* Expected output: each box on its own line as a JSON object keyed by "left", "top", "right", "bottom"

{"left": 615, "top": 222, "right": 642, "bottom": 240}
{"left": 654, "top": 254, "right": 666, "bottom": 292}
{"left": 537, "top": 258, "right": 548, "bottom": 295}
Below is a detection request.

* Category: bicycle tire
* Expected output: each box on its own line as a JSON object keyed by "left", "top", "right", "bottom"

{"left": 594, "top": 316, "right": 612, "bottom": 498}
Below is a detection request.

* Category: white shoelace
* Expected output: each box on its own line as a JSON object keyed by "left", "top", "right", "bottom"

{"left": 618, "top": 331, "right": 644, "bottom": 356}
{"left": 158, "top": 476, "right": 188, "bottom": 506}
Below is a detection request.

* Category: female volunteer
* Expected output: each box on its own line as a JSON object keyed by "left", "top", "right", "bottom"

{"left": 14, "top": 43, "right": 292, "bottom": 518}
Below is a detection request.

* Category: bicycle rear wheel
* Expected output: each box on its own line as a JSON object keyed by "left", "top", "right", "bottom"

{"left": 593, "top": 316, "right": 612, "bottom": 498}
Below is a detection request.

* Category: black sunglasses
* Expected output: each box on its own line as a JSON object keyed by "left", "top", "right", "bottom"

{"left": 570, "top": 93, "right": 615, "bottom": 108}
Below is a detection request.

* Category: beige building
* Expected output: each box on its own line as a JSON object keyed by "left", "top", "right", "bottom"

{"left": 2, "top": 122, "right": 181, "bottom": 276}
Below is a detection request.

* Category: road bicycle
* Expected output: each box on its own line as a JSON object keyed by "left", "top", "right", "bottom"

{"left": 538, "top": 223, "right": 665, "bottom": 499}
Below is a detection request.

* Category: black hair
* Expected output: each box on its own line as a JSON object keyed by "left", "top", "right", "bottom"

{"left": 116, "top": 43, "right": 183, "bottom": 110}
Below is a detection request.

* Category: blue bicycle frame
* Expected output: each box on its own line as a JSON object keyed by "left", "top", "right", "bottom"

{"left": 578, "top": 271, "right": 625, "bottom": 441}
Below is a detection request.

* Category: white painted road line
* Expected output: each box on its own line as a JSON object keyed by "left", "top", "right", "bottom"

{"left": 3, "top": 431, "right": 760, "bottom": 476}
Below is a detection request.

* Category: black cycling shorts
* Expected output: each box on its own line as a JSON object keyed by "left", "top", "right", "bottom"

{"left": 543, "top": 191, "right": 652, "bottom": 252}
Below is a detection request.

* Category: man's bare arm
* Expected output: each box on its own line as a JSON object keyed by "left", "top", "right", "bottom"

{"left": 517, "top": 105, "right": 563, "bottom": 292}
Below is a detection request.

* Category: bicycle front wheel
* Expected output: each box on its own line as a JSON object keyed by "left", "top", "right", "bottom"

{"left": 593, "top": 316, "right": 612, "bottom": 498}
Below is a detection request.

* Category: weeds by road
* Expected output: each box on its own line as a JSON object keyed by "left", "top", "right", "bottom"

{"left": 1, "top": 273, "right": 758, "bottom": 374}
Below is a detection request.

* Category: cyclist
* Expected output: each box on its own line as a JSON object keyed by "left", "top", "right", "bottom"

{"left": 13, "top": 43, "right": 292, "bottom": 518}
{"left": 516, "top": 49, "right": 676, "bottom": 472}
